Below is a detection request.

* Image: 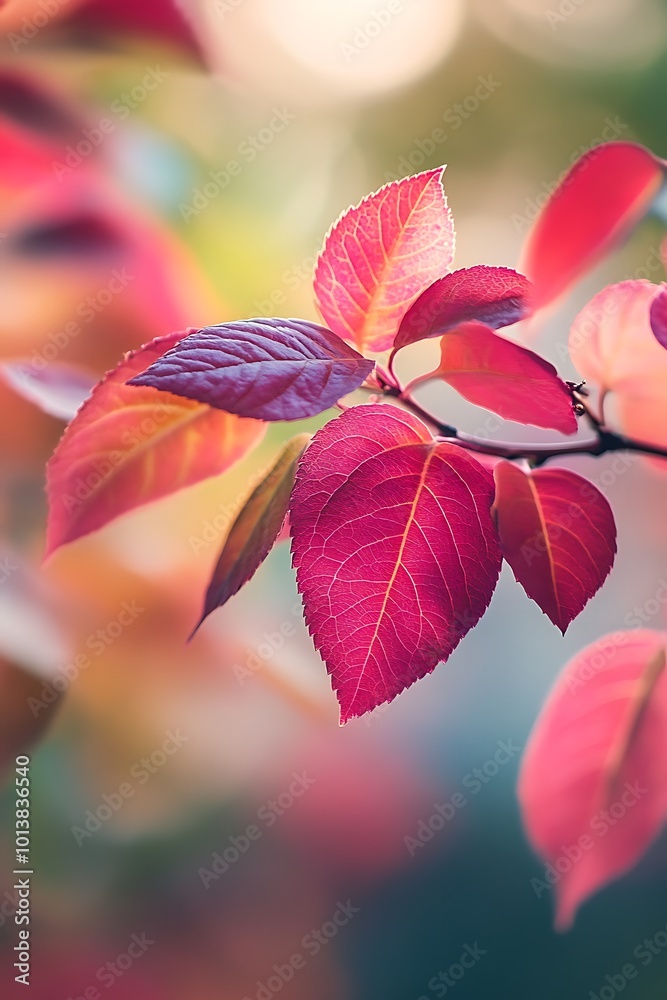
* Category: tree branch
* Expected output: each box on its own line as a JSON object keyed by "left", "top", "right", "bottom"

{"left": 373, "top": 371, "right": 667, "bottom": 466}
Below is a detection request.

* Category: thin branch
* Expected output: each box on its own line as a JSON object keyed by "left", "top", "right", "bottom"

{"left": 391, "top": 388, "right": 667, "bottom": 466}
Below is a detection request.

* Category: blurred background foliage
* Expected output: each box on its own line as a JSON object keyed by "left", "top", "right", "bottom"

{"left": 2, "top": 0, "right": 667, "bottom": 996}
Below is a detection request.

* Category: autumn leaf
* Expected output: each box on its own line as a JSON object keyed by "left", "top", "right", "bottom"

{"left": 521, "top": 142, "right": 664, "bottom": 310}
{"left": 290, "top": 404, "right": 502, "bottom": 723}
{"left": 129, "top": 319, "right": 374, "bottom": 420}
{"left": 519, "top": 631, "right": 667, "bottom": 928}
{"left": 569, "top": 280, "right": 667, "bottom": 450}
{"left": 422, "top": 321, "right": 577, "bottom": 434}
{"left": 314, "top": 168, "right": 455, "bottom": 353}
{"left": 649, "top": 284, "right": 667, "bottom": 349}
{"left": 192, "top": 434, "right": 310, "bottom": 637}
{"left": 46, "top": 332, "right": 265, "bottom": 555}
{"left": 393, "top": 266, "right": 532, "bottom": 352}
{"left": 493, "top": 462, "right": 616, "bottom": 632}
{"left": 1, "top": 360, "right": 96, "bottom": 421}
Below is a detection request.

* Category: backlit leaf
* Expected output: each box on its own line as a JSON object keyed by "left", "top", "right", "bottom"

{"left": 314, "top": 168, "right": 455, "bottom": 353}
{"left": 493, "top": 462, "right": 616, "bottom": 633}
{"left": 429, "top": 321, "right": 577, "bottom": 434}
{"left": 290, "top": 404, "right": 502, "bottom": 723}
{"left": 521, "top": 142, "right": 664, "bottom": 310}
{"left": 46, "top": 333, "right": 265, "bottom": 555}
{"left": 519, "top": 631, "right": 667, "bottom": 928}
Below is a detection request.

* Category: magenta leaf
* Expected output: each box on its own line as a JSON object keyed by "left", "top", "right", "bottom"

{"left": 394, "top": 266, "right": 532, "bottom": 351}
{"left": 649, "top": 285, "right": 667, "bottom": 349}
{"left": 519, "top": 631, "right": 667, "bottom": 928}
{"left": 493, "top": 462, "right": 617, "bottom": 633}
{"left": 290, "top": 404, "right": 502, "bottom": 723}
{"left": 191, "top": 434, "right": 310, "bottom": 637}
{"left": 430, "top": 322, "right": 577, "bottom": 434}
{"left": 314, "top": 168, "right": 455, "bottom": 353}
{"left": 128, "top": 318, "right": 374, "bottom": 421}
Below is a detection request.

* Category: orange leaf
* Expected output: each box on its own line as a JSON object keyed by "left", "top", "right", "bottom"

{"left": 46, "top": 333, "right": 265, "bottom": 555}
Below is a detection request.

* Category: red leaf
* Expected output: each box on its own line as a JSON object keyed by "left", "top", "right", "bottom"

{"left": 519, "top": 631, "right": 667, "bottom": 928}
{"left": 46, "top": 333, "right": 265, "bottom": 556}
{"left": 314, "top": 169, "right": 455, "bottom": 353}
{"left": 129, "top": 318, "right": 374, "bottom": 420}
{"left": 649, "top": 285, "right": 667, "bottom": 349}
{"left": 192, "top": 434, "right": 310, "bottom": 637}
{"left": 290, "top": 404, "right": 502, "bottom": 723}
{"left": 521, "top": 142, "right": 664, "bottom": 310}
{"left": 393, "top": 266, "right": 532, "bottom": 351}
{"left": 427, "top": 321, "right": 577, "bottom": 434}
{"left": 493, "top": 462, "right": 617, "bottom": 633}
{"left": 1, "top": 360, "right": 95, "bottom": 421}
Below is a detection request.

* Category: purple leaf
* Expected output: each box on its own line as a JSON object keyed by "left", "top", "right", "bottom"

{"left": 649, "top": 285, "right": 667, "bottom": 349}
{"left": 128, "top": 318, "right": 375, "bottom": 421}
{"left": 1, "top": 360, "right": 96, "bottom": 421}
{"left": 394, "top": 265, "right": 532, "bottom": 352}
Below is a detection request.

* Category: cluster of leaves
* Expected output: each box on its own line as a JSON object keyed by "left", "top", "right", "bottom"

{"left": 35, "top": 140, "right": 667, "bottom": 927}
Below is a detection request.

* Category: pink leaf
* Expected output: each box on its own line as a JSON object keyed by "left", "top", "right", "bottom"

{"left": 519, "top": 631, "right": 667, "bottom": 928}
{"left": 521, "top": 142, "right": 665, "bottom": 310}
{"left": 428, "top": 321, "right": 577, "bottom": 434}
{"left": 314, "top": 169, "right": 455, "bottom": 353}
{"left": 649, "top": 285, "right": 667, "bottom": 349}
{"left": 569, "top": 280, "right": 667, "bottom": 392}
{"left": 192, "top": 434, "right": 310, "bottom": 637}
{"left": 289, "top": 404, "right": 502, "bottom": 723}
{"left": 493, "top": 462, "right": 617, "bottom": 633}
{"left": 1, "top": 360, "right": 96, "bottom": 421}
{"left": 46, "top": 333, "right": 266, "bottom": 556}
{"left": 394, "top": 266, "right": 532, "bottom": 351}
